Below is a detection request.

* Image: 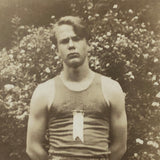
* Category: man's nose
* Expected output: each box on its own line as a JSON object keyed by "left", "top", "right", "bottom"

{"left": 68, "top": 39, "right": 75, "bottom": 50}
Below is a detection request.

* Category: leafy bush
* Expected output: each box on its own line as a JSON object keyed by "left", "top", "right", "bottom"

{"left": 0, "top": 0, "right": 160, "bottom": 159}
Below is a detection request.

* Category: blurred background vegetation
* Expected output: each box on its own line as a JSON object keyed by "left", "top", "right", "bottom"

{"left": 0, "top": 0, "right": 160, "bottom": 159}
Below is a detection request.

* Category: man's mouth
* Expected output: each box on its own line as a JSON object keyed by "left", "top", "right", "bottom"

{"left": 68, "top": 52, "right": 79, "bottom": 58}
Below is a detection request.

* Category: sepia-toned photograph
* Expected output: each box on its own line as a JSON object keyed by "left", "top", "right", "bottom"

{"left": 0, "top": 0, "right": 160, "bottom": 160}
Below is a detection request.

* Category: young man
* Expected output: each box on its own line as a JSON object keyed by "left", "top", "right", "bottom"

{"left": 26, "top": 16, "right": 127, "bottom": 160}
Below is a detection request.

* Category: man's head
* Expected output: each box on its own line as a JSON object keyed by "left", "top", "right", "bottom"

{"left": 51, "top": 16, "right": 90, "bottom": 68}
{"left": 51, "top": 16, "right": 90, "bottom": 47}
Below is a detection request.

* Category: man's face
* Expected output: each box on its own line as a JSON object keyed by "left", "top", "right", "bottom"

{"left": 55, "top": 24, "right": 89, "bottom": 68}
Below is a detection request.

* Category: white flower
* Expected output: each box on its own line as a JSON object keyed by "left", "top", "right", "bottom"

{"left": 126, "top": 71, "right": 135, "bottom": 80}
{"left": 131, "top": 16, "right": 138, "bottom": 21}
{"left": 134, "top": 44, "right": 138, "bottom": 48}
{"left": 27, "top": 29, "right": 32, "bottom": 33}
{"left": 104, "top": 45, "right": 110, "bottom": 49}
{"left": 98, "top": 47, "right": 103, "bottom": 51}
{"left": 27, "top": 43, "right": 32, "bottom": 50}
{"left": 45, "top": 67, "right": 51, "bottom": 73}
{"left": 153, "top": 82, "right": 159, "bottom": 86}
{"left": 154, "top": 142, "right": 159, "bottom": 148}
{"left": 126, "top": 61, "right": 130, "bottom": 66}
{"left": 9, "top": 54, "right": 13, "bottom": 59}
{"left": 26, "top": 63, "right": 30, "bottom": 67}
{"left": 103, "top": 35, "right": 107, "bottom": 39}
{"left": 89, "top": 56, "right": 96, "bottom": 61}
{"left": 141, "top": 23, "right": 145, "bottom": 28}
{"left": 122, "top": 21, "right": 127, "bottom": 25}
{"left": 106, "top": 63, "right": 110, "bottom": 67}
{"left": 147, "top": 141, "right": 152, "bottom": 145}
{"left": 98, "top": 37, "right": 103, "bottom": 42}
{"left": 51, "top": 44, "right": 56, "bottom": 50}
{"left": 130, "top": 75, "right": 135, "bottom": 79}
{"left": 129, "top": 26, "right": 133, "bottom": 31}
{"left": 134, "top": 16, "right": 138, "bottom": 20}
{"left": 113, "top": 46, "right": 118, "bottom": 50}
{"left": 103, "top": 17, "right": 108, "bottom": 22}
{"left": 128, "top": 9, "right": 133, "bottom": 14}
{"left": 147, "top": 141, "right": 159, "bottom": 148}
{"left": 36, "top": 48, "right": 40, "bottom": 53}
{"left": 19, "top": 41, "right": 25, "bottom": 48}
{"left": 154, "top": 58, "right": 159, "bottom": 63}
{"left": 4, "top": 84, "right": 15, "bottom": 91}
{"left": 51, "top": 15, "right": 55, "bottom": 19}
{"left": 92, "top": 42, "right": 98, "bottom": 47}
{"left": 95, "top": 59, "right": 100, "bottom": 66}
{"left": 19, "top": 25, "right": 25, "bottom": 29}
{"left": 152, "top": 47, "right": 157, "bottom": 52}
{"left": 95, "top": 13, "right": 100, "bottom": 17}
{"left": 151, "top": 39, "right": 156, "bottom": 44}
{"left": 145, "top": 43, "right": 150, "bottom": 49}
{"left": 143, "top": 54, "right": 149, "bottom": 59}
{"left": 88, "top": 16, "right": 92, "bottom": 20}
{"left": 152, "top": 75, "right": 156, "bottom": 81}
{"left": 10, "top": 49, "right": 14, "bottom": 54}
{"left": 126, "top": 71, "right": 132, "bottom": 76}
{"left": 16, "top": 111, "right": 28, "bottom": 120}
{"left": 136, "top": 138, "right": 144, "bottom": 144}
{"left": 134, "top": 153, "right": 138, "bottom": 157}
{"left": 113, "top": 4, "right": 118, "bottom": 9}
{"left": 107, "top": 32, "right": 111, "bottom": 36}
{"left": 152, "top": 102, "right": 159, "bottom": 107}
{"left": 87, "top": 2, "right": 93, "bottom": 10}
{"left": 147, "top": 72, "right": 152, "bottom": 76}
{"left": 156, "top": 92, "right": 160, "bottom": 98}
{"left": 20, "top": 49, "right": 25, "bottom": 54}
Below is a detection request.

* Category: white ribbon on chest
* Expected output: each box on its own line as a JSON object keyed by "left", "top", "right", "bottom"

{"left": 73, "top": 110, "right": 84, "bottom": 142}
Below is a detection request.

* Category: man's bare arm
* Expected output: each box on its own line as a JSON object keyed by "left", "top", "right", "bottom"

{"left": 109, "top": 82, "right": 127, "bottom": 160}
{"left": 26, "top": 84, "right": 49, "bottom": 160}
{"left": 102, "top": 77, "right": 127, "bottom": 160}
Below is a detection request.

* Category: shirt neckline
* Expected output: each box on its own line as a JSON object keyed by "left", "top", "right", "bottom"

{"left": 59, "top": 72, "right": 96, "bottom": 92}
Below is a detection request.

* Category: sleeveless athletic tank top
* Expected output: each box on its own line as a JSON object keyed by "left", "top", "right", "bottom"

{"left": 48, "top": 73, "right": 111, "bottom": 159}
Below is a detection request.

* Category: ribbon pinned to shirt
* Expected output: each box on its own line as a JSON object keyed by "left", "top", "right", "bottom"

{"left": 72, "top": 110, "right": 84, "bottom": 142}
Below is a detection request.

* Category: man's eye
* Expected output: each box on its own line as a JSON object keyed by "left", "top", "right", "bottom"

{"left": 60, "top": 38, "right": 69, "bottom": 44}
{"left": 72, "top": 36, "right": 81, "bottom": 41}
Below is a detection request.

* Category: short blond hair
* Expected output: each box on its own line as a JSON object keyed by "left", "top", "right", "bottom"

{"left": 50, "top": 16, "right": 90, "bottom": 46}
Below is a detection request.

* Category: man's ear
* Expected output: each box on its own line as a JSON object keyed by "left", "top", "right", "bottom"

{"left": 55, "top": 47, "right": 60, "bottom": 57}
{"left": 55, "top": 48, "right": 58, "bottom": 55}
{"left": 87, "top": 43, "right": 91, "bottom": 53}
{"left": 51, "top": 44, "right": 60, "bottom": 57}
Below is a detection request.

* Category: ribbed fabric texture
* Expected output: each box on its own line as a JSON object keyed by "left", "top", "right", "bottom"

{"left": 48, "top": 73, "right": 111, "bottom": 159}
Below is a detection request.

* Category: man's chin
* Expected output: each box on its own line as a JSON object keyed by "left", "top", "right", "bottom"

{"left": 65, "top": 60, "right": 84, "bottom": 68}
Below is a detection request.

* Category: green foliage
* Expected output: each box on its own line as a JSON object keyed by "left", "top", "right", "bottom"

{"left": 0, "top": 1, "right": 160, "bottom": 159}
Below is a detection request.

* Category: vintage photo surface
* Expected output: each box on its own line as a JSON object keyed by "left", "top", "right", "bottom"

{"left": 0, "top": 0, "right": 160, "bottom": 160}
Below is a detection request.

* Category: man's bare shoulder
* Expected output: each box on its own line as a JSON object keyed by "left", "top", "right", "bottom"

{"left": 30, "top": 78, "right": 56, "bottom": 111}
{"left": 101, "top": 75, "right": 123, "bottom": 93}
{"left": 36, "top": 78, "right": 55, "bottom": 95}
{"left": 101, "top": 75, "right": 125, "bottom": 107}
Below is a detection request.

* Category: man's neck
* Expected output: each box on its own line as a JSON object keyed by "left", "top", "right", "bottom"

{"left": 62, "top": 60, "right": 92, "bottom": 82}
